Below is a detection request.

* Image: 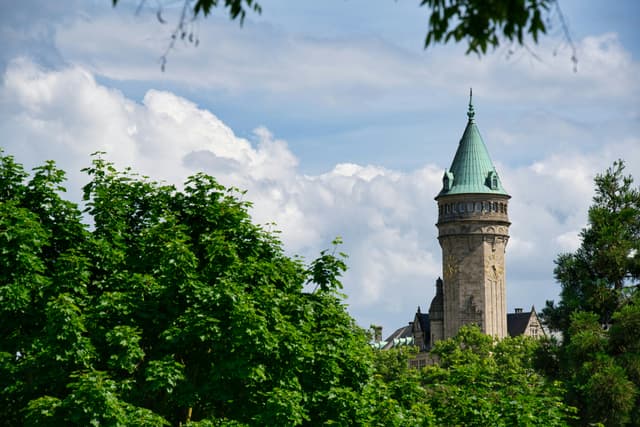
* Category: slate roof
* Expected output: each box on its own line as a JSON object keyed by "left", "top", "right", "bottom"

{"left": 416, "top": 312, "right": 430, "bottom": 335}
{"left": 380, "top": 324, "right": 414, "bottom": 350}
{"left": 384, "top": 308, "right": 538, "bottom": 351}
{"left": 437, "top": 91, "right": 508, "bottom": 198}
{"left": 507, "top": 310, "right": 534, "bottom": 337}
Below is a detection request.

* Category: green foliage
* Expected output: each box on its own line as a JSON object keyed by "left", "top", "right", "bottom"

{"left": 112, "top": 0, "right": 262, "bottom": 26}
{"left": 367, "top": 346, "right": 436, "bottom": 426}
{"left": 0, "top": 150, "right": 373, "bottom": 426}
{"left": 424, "top": 326, "right": 574, "bottom": 426}
{"left": 557, "top": 304, "right": 640, "bottom": 426}
{"left": 367, "top": 326, "right": 575, "bottom": 426}
{"left": 112, "top": 0, "right": 556, "bottom": 60}
{"left": 544, "top": 160, "right": 640, "bottom": 335}
{"left": 0, "top": 149, "right": 579, "bottom": 425}
{"left": 541, "top": 161, "right": 640, "bottom": 426}
{"left": 421, "top": 0, "right": 550, "bottom": 55}
{"left": 306, "top": 237, "right": 347, "bottom": 292}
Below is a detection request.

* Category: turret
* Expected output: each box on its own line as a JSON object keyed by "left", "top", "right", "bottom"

{"left": 430, "top": 90, "right": 511, "bottom": 341}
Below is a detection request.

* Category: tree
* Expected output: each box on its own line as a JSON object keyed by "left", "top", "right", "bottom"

{"left": 420, "top": 0, "right": 550, "bottom": 55}
{"left": 112, "top": 0, "right": 576, "bottom": 70}
{"left": 0, "top": 149, "right": 578, "bottom": 425}
{"left": 0, "top": 150, "right": 374, "bottom": 426}
{"left": 561, "top": 311, "right": 638, "bottom": 426}
{"left": 540, "top": 160, "right": 640, "bottom": 426}
{"left": 422, "top": 326, "right": 575, "bottom": 426}
{"left": 366, "top": 346, "right": 436, "bottom": 427}
{"left": 543, "top": 160, "right": 640, "bottom": 336}
{"left": 364, "top": 326, "right": 576, "bottom": 426}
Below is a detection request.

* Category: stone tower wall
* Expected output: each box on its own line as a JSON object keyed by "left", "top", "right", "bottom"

{"left": 436, "top": 195, "right": 510, "bottom": 340}
{"left": 430, "top": 319, "right": 444, "bottom": 344}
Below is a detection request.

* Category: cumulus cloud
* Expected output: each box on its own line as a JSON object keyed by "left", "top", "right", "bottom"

{"left": 3, "top": 0, "right": 640, "bottom": 339}
{"left": 0, "top": 59, "right": 447, "bottom": 330}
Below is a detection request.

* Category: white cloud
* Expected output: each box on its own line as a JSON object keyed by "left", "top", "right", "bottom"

{"left": 1, "top": 59, "right": 446, "bottom": 331}
{"left": 53, "top": 12, "right": 433, "bottom": 104}
{"left": 3, "top": 0, "right": 640, "bottom": 337}
{"left": 61, "top": 13, "right": 640, "bottom": 109}
{"left": 556, "top": 230, "right": 582, "bottom": 252}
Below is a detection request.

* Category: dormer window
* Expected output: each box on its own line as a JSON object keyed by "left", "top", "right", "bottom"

{"left": 487, "top": 171, "right": 499, "bottom": 190}
{"left": 443, "top": 171, "right": 454, "bottom": 191}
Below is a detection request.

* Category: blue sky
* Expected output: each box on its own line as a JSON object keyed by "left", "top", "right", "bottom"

{"left": 1, "top": 0, "right": 639, "bottom": 336}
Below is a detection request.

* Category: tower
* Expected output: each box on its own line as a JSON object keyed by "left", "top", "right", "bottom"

{"left": 430, "top": 90, "right": 511, "bottom": 341}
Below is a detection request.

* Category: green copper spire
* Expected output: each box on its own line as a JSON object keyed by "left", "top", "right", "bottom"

{"left": 437, "top": 90, "right": 508, "bottom": 197}
{"left": 467, "top": 87, "right": 475, "bottom": 122}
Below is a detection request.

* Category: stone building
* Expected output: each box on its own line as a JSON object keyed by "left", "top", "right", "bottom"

{"left": 378, "top": 91, "right": 544, "bottom": 355}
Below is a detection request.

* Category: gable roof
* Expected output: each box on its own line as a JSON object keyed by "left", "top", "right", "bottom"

{"left": 416, "top": 312, "right": 430, "bottom": 334}
{"left": 507, "top": 311, "right": 533, "bottom": 337}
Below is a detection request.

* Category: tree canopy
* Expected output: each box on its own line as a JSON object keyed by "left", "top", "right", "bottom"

{"left": 0, "top": 150, "right": 577, "bottom": 425}
{"left": 543, "top": 160, "right": 640, "bottom": 336}
{"left": 0, "top": 151, "right": 371, "bottom": 426}
{"left": 541, "top": 160, "right": 640, "bottom": 426}
{"left": 370, "top": 326, "right": 575, "bottom": 426}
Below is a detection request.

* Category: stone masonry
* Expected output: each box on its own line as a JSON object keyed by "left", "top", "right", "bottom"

{"left": 436, "top": 195, "right": 510, "bottom": 339}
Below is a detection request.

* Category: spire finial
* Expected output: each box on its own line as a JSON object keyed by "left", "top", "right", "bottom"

{"left": 467, "top": 87, "right": 475, "bottom": 122}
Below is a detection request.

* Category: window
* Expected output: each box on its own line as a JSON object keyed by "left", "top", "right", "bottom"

{"left": 443, "top": 171, "right": 454, "bottom": 190}
{"left": 487, "top": 171, "right": 499, "bottom": 190}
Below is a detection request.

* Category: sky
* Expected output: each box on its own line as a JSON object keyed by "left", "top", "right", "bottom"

{"left": 1, "top": 0, "right": 639, "bottom": 336}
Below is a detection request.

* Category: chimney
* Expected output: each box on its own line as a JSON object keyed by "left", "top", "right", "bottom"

{"left": 515, "top": 308, "right": 523, "bottom": 313}
{"left": 373, "top": 325, "right": 383, "bottom": 343}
